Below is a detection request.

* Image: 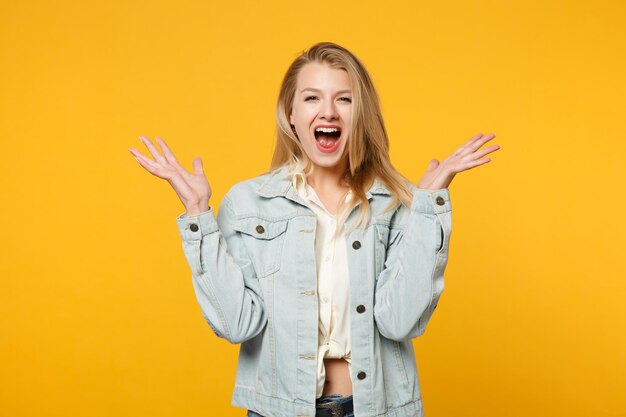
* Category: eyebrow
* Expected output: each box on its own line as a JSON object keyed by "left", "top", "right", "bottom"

{"left": 300, "top": 88, "right": 352, "bottom": 94}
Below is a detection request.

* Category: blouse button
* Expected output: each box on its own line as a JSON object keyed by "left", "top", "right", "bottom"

{"left": 256, "top": 225, "right": 265, "bottom": 234}
{"left": 436, "top": 196, "right": 445, "bottom": 206}
{"left": 352, "top": 240, "right": 361, "bottom": 249}
{"left": 190, "top": 224, "right": 199, "bottom": 232}
{"left": 356, "top": 305, "right": 366, "bottom": 313}
{"left": 357, "top": 371, "right": 366, "bottom": 380}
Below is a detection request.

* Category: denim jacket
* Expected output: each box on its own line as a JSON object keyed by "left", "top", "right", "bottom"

{"left": 175, "top": 165, "right": 452, "bottom": 417}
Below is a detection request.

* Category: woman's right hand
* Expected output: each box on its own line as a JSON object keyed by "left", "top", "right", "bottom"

{"left": 129, "top": 136, "right": 212, "bottom": 216}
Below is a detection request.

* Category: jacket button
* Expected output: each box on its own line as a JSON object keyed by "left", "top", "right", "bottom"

{"left": 352, "top": 240, "right": 361, "bottom": 249}
{"left": 357, "top": 371, "right": 366, "bottom": 380}
{"left": 356, "top": 305, "right": 366, "bottom": 313}
{"left": 256, "top": 225, "right": 265, "bottom": 234}
{"left": 436, "top": 196, "right": 445, "bottom": 206}
{"left": 190, "top": 223, "right": 199, "bottom": 232}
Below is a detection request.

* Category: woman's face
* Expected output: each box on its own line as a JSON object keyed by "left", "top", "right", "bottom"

{"left": 290, "top": 62, "right": 353, "bottom": 172}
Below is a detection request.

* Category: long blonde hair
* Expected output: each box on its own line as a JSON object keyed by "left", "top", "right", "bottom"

{"left": 269, "top": 41, "right": 414, "bottom": 238}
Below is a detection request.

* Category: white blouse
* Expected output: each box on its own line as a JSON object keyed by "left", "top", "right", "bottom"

{"left": 290, "top": 170, "right": 353, "bottom": 399}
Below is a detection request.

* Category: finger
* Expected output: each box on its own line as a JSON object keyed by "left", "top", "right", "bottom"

{"left": 468, "top": 132, "right": 484, "bottom": 144}
{"left": 454, "top": 132, "right": 483, "bottom": 155}
{"left": 465, "top": 133, "right": 497, "bottom": 155}
{"left": 128, "top": 147, "right": 143, "bottom": 158}
{"left": 139, "top": 136, "right": 167, "bottom": 164}
{"left": 461, "top": 157, "right": 492, "bottom": 171}
{"left": 132, "top": 152, "right": 162, "bottom": 175}
{"left": 423, "top": 158, "right": 439, "bottom": 173}
{"left": 155, "top": 136, "right": 184, "bottom": 168}
{"left": 192, "top": 157, "right": 204, "bottom": 175}
{"left": 469, "top": 144, "right": 500, "bottom": 160}
{"left": 154, "top": 137, "right": 201, "bottom": 183}
{"left": 129, "top": 148, "right": 157, "bottom": 166}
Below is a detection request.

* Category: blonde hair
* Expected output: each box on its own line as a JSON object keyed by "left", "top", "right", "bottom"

{"left": 269, "top": 41, "right": 414, "bottom": 239}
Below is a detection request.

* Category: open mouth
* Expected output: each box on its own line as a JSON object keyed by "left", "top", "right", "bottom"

{"left": 314, "top": 127, "right": 342, "bottom": 146}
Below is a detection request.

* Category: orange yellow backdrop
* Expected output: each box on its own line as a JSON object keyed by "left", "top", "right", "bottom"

{"left": 1, "top": 1, "right": 625, "bottom": 416}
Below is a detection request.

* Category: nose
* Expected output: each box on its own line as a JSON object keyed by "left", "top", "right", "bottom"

{"left": 320, "top": 98, "right": 338, "bottom": 120}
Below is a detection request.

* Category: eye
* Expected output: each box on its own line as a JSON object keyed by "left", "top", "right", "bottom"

{"left": 339, "top": 97, "right": 352, "bottom": 103}
{"left": 305, "top": 96, "right": 317, "bottom": 101}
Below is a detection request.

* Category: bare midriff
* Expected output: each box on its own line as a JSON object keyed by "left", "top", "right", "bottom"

{"left": 322, "top": 358, "right": 353, "bottom": 396}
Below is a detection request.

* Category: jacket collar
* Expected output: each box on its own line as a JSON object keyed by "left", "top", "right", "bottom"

{"left": 255, "top": 165, "right": 391, "bottom": 200}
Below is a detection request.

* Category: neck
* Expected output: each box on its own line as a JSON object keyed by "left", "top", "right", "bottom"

{"left": 307, "top": 160, "right": 349, "bottom": 192}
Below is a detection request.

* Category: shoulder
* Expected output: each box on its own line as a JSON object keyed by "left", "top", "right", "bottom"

{"left": 224, "top": 170, "right": 274, "bottom": 199}
{"left": 220, "top": 166, "right": 293, "bottom": 218}
{"left": 368, "top": 179, "right": 421, "bottom": 228}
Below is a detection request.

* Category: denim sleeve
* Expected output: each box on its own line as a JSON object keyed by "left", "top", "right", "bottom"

{"left": 176, "top": 195, "right": 267, "bottom": 344}
{"left": 373, "top": 187, "right": 452, "bottom": 341}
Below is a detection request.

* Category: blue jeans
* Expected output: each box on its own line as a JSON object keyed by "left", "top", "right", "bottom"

{"left": 247, "top": 393, "right": 355, "bottom": 417}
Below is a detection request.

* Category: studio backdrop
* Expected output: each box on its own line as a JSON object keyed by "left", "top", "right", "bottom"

{"left": 1, "top": 1, "right": 624, "bottom": 416}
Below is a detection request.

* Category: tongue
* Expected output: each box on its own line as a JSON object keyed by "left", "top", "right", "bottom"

{"left": 317, "top": 133, "right": 339, "bottom": 146}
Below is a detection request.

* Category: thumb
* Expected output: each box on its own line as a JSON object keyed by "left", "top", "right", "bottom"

{"left": 426, "top": 158, "right": 439, "bottom": 172}
{"left": 192, "top": 157, "right": 204, "bottom": 175}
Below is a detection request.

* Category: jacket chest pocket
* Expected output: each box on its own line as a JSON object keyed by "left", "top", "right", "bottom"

{"left": 233, "top": 216, "right": 288, "bottom": 278}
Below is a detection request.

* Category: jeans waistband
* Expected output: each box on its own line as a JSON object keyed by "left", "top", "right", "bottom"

{"left": 315, "top": 393, "right": 354, "bottom": 417}
{"left": 246, "top": 393, "right": 354, "bottom": 417}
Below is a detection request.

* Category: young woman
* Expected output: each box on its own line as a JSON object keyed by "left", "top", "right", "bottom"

{"left": 129, "top": 42, "right": 499, "bottom": 417}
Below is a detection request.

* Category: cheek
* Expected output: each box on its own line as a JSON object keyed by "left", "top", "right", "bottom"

{"left": 294, "top": 104, "right": 317, "bottom": 119}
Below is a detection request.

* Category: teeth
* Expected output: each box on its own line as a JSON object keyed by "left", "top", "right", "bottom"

{"left": 315, "top": 127, "right": 340, "bottom": 133}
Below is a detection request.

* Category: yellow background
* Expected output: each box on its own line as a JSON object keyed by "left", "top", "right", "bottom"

{"left": 1, "top": 0, "right": 625, "bottom": 416}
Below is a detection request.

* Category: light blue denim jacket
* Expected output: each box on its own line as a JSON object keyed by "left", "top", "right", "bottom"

{"left": 175, "top": 165, "right": 452, "bottom": 417}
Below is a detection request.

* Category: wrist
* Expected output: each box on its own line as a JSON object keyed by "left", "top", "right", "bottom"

{"left": 428, "top": 171, "right": 454, "bottom": 190}
{"left": 186, "top": 202, "right": 211, "bottom": 216}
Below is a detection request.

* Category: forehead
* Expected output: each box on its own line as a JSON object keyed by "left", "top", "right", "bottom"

{"left": 296, "top": 62, "right": 352, "bottom": 91}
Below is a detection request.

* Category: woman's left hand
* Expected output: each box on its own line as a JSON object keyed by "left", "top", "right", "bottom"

{"left": 417, "top": 132, "right": 500, "bottom": 190}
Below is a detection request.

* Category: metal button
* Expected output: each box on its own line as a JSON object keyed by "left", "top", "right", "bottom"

{"left": 356, "top": 305, "right": 366, "bottom": 313}
{"left": 190, "top": 223, "right": 199, "bottom": 232}
{"left": 436, "top": 196, "right": 445, "bottom": 206}
{"left": 352, "top": 240, "right": 361, "bottom": 249}
{"left": 256, "top": 225, "right": 265, "bottom": 234}
{"left": 357, "top": 371, "right": 366, "bottom": 380}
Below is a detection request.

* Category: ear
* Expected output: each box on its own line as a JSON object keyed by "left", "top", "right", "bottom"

{"left": 289, "top": 113, "right": 294, "bottom": 125}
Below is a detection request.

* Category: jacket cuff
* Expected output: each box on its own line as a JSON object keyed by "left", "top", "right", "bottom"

{"left": 176, "top": 207, "right": 219, "bottom": 241}
{"left": 411, "top": 188, "right": 451, "bottom": 214}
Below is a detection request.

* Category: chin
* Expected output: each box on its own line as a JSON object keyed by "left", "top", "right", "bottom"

{"left": 301, "top": 139, "right": 349, "bottom": 169}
